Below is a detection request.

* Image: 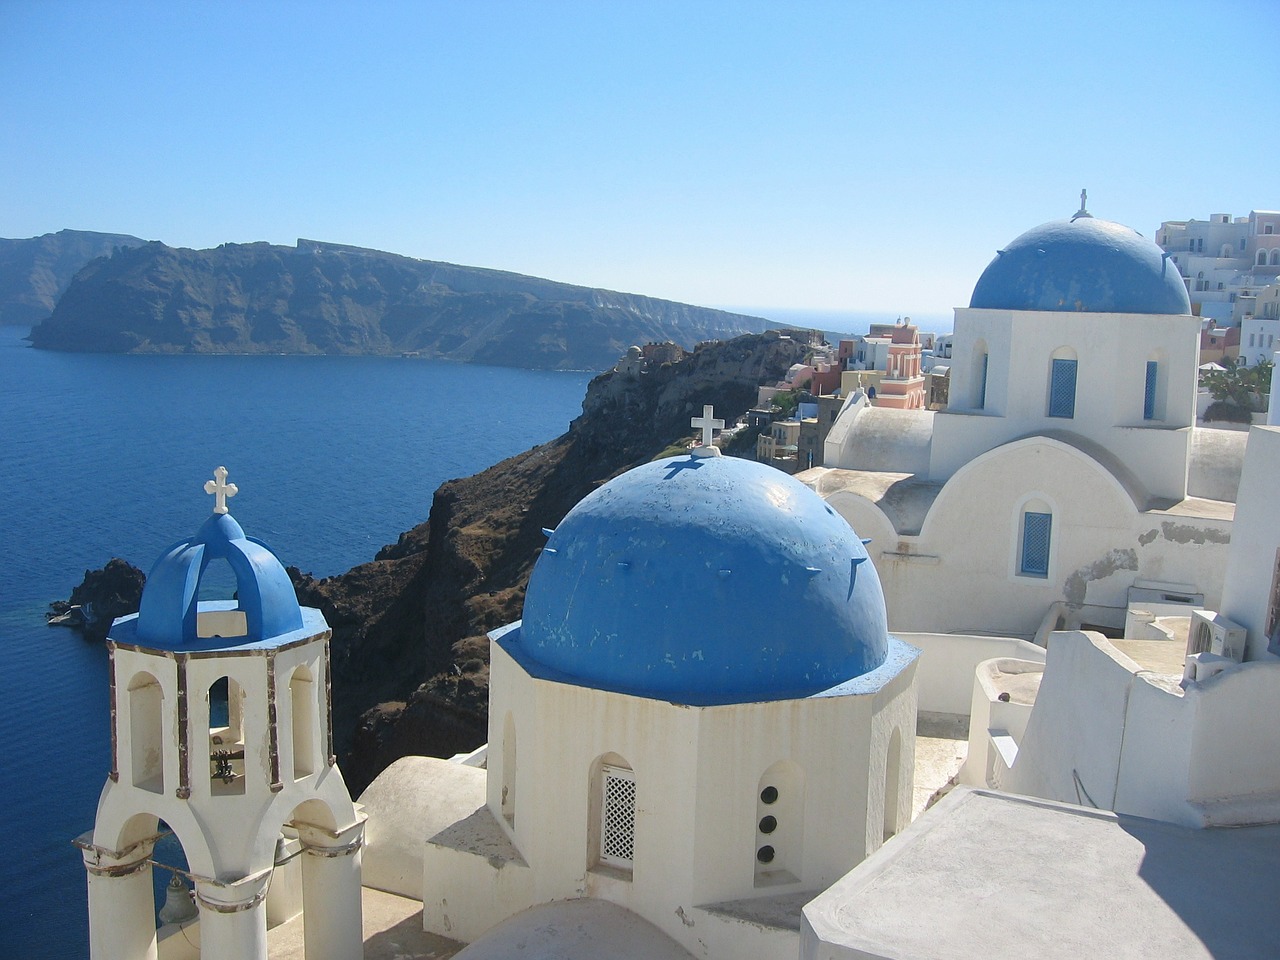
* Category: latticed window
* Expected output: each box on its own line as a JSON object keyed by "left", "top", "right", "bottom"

{"left": 1265, "top": 549, "right": 1280, "bottom": 644}
{"left": 1144, "top": 361, "right": 1158, "bottom": 420}
{"left": 1048, "top": 358, "right": 1077, "bottom": 418}
{"left": 1020, "top": 512, "right": 1052, "bottom": 578}
{"left": 977, "top": 352, "right": 988, "bottom": 410}
{"left": 600, "top": 764, "right": 636, "bottom": 868}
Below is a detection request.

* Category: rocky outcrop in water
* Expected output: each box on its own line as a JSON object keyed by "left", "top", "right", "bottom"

{"left": 46, "top": 558, "right": 147, "bottom": 643}
{"left": 27, "top": 238, "right": 770, "bottom": 371}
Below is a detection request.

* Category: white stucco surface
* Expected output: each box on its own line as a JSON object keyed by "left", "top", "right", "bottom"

{"left": 358, "top": 756, "right": 485, "bottom": 899}
{"left": 1220, "top": 425, "right": 1280, "bottom": 659}
{"left": 801, "top": 788, "right": 1280, "bottom": 960}
{"left": 453, "top": 899, "right": 696, "bottom": 960}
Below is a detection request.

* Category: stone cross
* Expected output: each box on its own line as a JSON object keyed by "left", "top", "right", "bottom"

{"left": 204, "top": 465, "right": 238, "bottom": 514}
{"left": 691, "top": 405, "right": 724, "bottom": 458}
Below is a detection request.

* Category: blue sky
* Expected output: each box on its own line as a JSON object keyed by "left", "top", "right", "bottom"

{"left": 1, "top": 1, "right": 1271, "bottom": 323}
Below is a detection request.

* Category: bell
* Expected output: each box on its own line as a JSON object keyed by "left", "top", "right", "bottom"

{"left": 158, "top": 874, "right": 198, "bottom": 925}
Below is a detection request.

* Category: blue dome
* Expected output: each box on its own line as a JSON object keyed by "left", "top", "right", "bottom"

{"left": 510, "top": 454, "right": 889, "bottom": 705}
{"left": 969, "top": 216, "right": 1191, "bottom": 315}
{"left": 134, "top": 511, "right": 303, "bottom": 648}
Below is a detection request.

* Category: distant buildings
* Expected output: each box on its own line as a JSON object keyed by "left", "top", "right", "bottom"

{"left": 1156, "top": 211, "right": 1280, "bottom": 366}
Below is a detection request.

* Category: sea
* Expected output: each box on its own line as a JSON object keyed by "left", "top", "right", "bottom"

{"left": 0, "top": 324, "right": 594, "bottom": 959}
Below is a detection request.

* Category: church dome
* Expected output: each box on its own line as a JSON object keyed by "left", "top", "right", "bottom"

{"left": 969, "top": 215, "right": 1191, "bottom": 315}
{"left": 514, "top": 453, "right": 889, "bottom": 705}
{"left": 135, "top": 473, "right": 303, "bottom": 648}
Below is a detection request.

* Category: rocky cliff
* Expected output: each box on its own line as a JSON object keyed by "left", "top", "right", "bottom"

{"left": 0, "top": 229, "right": 145, "bottom": 326}
{"left": 27, "top": 238, "right": 770, "bottom": 371}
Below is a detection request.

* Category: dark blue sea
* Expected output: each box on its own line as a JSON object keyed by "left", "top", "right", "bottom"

{"left": 0, "top": 324, "right": 593, "bottom": 958}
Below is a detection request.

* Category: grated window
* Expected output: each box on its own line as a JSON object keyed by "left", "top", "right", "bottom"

{"left": 1020, "top": 512, "right": 1052, "bottom": 578}
{"left": 1048, "top": 358, "right": 1077, "bottom": 418}
{"left": 600, "top": 765, "right": 636, "bottom": 868}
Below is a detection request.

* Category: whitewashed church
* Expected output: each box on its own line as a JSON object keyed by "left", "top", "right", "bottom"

{"left": 78, "top": 205, "right": 1280, "bottom": 960}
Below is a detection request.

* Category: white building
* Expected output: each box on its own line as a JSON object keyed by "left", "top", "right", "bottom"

{"left": 1156, "top": 209, "right": 1280, "bottom": 323}
{"left": 811, "top": 206, "right": 1245, "bottom": 638}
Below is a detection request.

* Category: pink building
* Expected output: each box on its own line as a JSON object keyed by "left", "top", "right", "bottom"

{"left": 874, "top": 323, "right": 926, "bottom": 409}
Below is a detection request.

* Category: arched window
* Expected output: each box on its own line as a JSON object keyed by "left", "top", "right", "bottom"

{"left": 209, "top": 675, "right": 246, "bottom": 795}
{"left": 755, "top": 760, "right": 804, "bottom": 887}
{"left": 1259, "top": 251, "right": 1269, "bottom": 266}
{"left": 501, "top": 713, "right": 516, "bottom": 827}
{"left": 1271, "top": 249, "right": 1280, "bottom": 266}
{"left": 1018, "top": 500, "right": 1053, "bottom": 579}
{"left": 1143, "top": 358, "right": 1161, "bottom": 421}
{"left": 290, "top": 665, "right": 315, "bottom": 780}
{"left": 590, "top": 753, "right": 635, "bottom": 875}
{"left": 972, "top": 339, "right": 989, "bottom": 411}
{"left": 1047, "top": 349, "right": 1077, "bottom": 419}
{"left": 128, "top": 671, "right": 165, "bottom": 793}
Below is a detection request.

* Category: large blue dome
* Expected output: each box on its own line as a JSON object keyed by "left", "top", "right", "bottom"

{"left": 969, "top": 216, "right": 1191, "bottom": 315}
{"left": 509, "top": 453, "right": 889, "bottom": 705}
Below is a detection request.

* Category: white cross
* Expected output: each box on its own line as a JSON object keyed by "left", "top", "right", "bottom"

{"left": 691, "top": 407, "right": 721, "bottom": 450}
{"left": 204, "top": 465, "right": 238, "bottom": 514}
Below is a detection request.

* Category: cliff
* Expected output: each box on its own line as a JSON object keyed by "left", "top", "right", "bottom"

{"left": 0, "top": 229, "right": 145, "bottom": 326}
{"left": 27, "top": 238, "right": 770, "bottom": 371}
{"left": 294, "top": 330, "right": 813, "bottom": 790}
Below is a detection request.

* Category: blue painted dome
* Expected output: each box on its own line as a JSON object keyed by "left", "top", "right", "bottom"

{"left": 512, "top": 453, "right": 889, "bottom": 705}
{"left": 969, "top": 216, "right": 1191, "bottom": 315}
{"left": 135, "top": 511, "right": 303, "bottom": 648}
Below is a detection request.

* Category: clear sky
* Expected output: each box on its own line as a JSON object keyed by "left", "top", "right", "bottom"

{"left": 1, "top": 0, "right": 1272, "bottom": 323}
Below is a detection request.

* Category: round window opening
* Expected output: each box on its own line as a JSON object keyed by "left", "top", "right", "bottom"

{"left": 759, "top": 815, "right": 777, "bottom": 834}
{"left": 757, "top": 845, "right": 775, "bottom": 864}
{"left": 760, "top": 786, "right": 778, "bottom": 804}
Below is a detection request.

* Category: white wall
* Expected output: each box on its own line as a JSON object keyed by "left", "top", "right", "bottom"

{"left": 1220, "top": 425, "right": 1280, "bottom": 659}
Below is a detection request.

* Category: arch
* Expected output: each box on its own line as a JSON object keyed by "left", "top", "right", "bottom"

{"left": 501, "top": 712, "right": 517, "bottom": 827}
{"left": 1271, "top": 249, "right": 1280, "bottom": 267}
{"left": 290, "top": 664, "right": 316, "bottom": 780}
{"left": 208, "top": 675, "right": 246, "bottom": 795}
{"left": 1143, "top": 349, "right": 1167, "bottom": 422}
{"left": 1047, "top": 346, "right": 1078, "bottom": 419}
{"left": 1221, "top": 244, "right": 1233, "bottom": 258}
{"left": 971, "top": 338, "right": 989, "bottom": 410}
{"left": 755, "top": 759, "right": 804, "bottom": 887}
{"left": 1014, "top": 493, "right": 1055, "bottom": 580}
{"left": 588, "top": 752, "right": 636, "bottom": 874}
{"left": 1258, "top": 250, "right": 1269, "bottom": 266}
{"left": 883, "top": 727, "right": 903, "bottom": 842}
{"left": 127, "top": 671, "right": 165, "bottom": 793}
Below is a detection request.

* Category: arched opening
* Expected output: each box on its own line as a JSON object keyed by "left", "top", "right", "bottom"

{"left": 1047, "top": 347, "right": 1078, "bottom": 419}
{"left": 883, "top": 728, "right": 903, "bottom": 843}
{"left": 1271, "top": 249, "right": 1280, "bottom": 267}
{"left": 972, "top": 339, "right": 989, "bottom": 411}
{"left": 755, "top": 759, "right": 804, "bottom": 887}
{"left": 588, "top": 752, "right": 635, "bottom": 876}
{"left": 501, "top": 712, "right": 517, "bottom": 827}
{"left": 208, "top": 675, "right": 246, "bottom": 794}
{"left": 1017, "top": 497, "right": 1053, "bottom": 579}
{"left": 1259, "top": 250, "right": 1269, "bottom": 266}
{"left": 195, "top": 556, "right": 248, "bottom": 639}
{"left": 127, "top": 671, "right": 165, "bottom": 793}
{"left": 1221, "top": 244, "right": 1233, "bottom": 258}
{"left": 290, "top": 665, "right": 316, "bottom": 780}
{"left": 1144, "top": 352, "right": 1166, "bottom": 421}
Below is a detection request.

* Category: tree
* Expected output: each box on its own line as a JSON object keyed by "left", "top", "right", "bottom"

{"left": 1201, "top": 358, "right": 1273, "bottom": 412}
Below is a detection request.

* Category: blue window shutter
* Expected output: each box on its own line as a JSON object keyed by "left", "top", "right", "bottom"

{"left": 978, "top": 353, "right": 988, "bottom": 410}
{"left": 1048, "top": 359, "right": 1077, "bottom": 418}
{"left": 1021, "top": 512, "right": 1051, "bottom": 577}
{"left": 1144, "top": 361, "right": 1158, "bottom": 420}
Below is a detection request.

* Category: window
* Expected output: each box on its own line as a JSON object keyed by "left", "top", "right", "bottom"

{"left": 128, "top": 672, "right": 165, "bottom": 793}
{"left": 1266, "top": 224, "right": 1275, "bottom": 235}
{"left": 1048, "top": 358, "right": 1077, "bottom": 418}
{"left": 599, "top": 764, "right": 636, "bottom": 869}
{"left": 1250, "top": 334, "right": 1257, "bottom": 347}
{"left": 1271, "top": 250, "right": 1280, "bottom": 266}
{"left": 1259, "top": 251, "right": 1269, "bottom": 266}
{"left": 1266, "top": 549, "right": 1280, "bottom": 652}
{"left": 1144, "top": 361, "right": 1158, "bottom": 420}
{"left": 1020, "top": 512, "right": 1052, "bottom": 578}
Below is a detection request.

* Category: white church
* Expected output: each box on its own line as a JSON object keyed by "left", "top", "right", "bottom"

{"left": 78, "top": 206, "right": 1280, "bottom": 959}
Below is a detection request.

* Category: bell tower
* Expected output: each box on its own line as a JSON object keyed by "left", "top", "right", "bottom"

{"left": 75, "top": 467, "right": 365, "bottom": 960}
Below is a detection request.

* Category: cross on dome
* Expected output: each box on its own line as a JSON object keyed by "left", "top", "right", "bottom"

{"left": 204, "top": 465, "right": 238, "bottom": 514}
{"left": 1073, "top": 188, "right": 1092, "bottom": 220}
{"left": 690, "top": 405, "right": 724, "bottom": 458}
